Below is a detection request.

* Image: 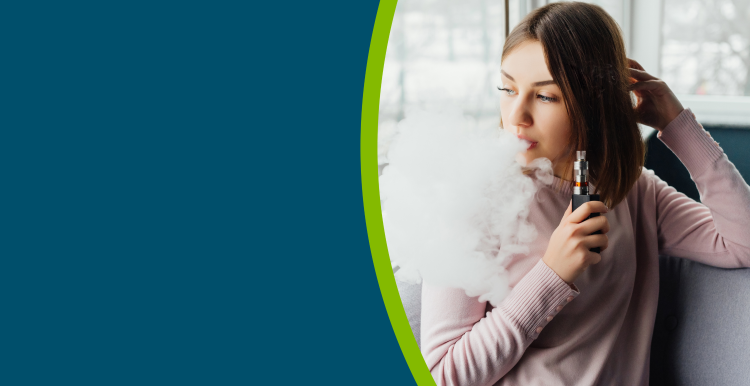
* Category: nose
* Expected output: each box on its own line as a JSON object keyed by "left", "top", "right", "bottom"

{"left": 507, "top": 96, "right": 533, "bottom": 133}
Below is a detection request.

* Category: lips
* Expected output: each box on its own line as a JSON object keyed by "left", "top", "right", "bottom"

{"left": 516, "top": 134, "right": 538, "bottom": 150}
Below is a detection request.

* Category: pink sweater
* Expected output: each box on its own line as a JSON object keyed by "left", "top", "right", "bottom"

{"left": 420, "top": 108, "right": 750, "bottom": 385}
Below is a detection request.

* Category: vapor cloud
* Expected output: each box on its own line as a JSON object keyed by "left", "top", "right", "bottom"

{"left": 380, "top": 109, "right": 553, "bottom": 306}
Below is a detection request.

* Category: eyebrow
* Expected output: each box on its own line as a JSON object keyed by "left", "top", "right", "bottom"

{"left": 501, "top": 70, "right": 556, "bottom": 87}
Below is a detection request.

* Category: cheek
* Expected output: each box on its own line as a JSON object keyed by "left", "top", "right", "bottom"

{"left": 540, "top": 107, "right": 567, "bottom": 130}
{"left": 546, "top": 126, "right": 571, "bottom": 159}
{"left": 550, "top": 116, "right": 572, "bottom": 146}
{"left": 535, "top": 115, "right": 570, "bottom": 157}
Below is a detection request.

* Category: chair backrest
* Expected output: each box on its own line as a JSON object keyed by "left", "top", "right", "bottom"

{"left": 395, "top": 278, "right": 422, "bottom": 349}
{"left": 395, "top": 256, "right": 750, "bottom": 383}
{"left": 650, "top": 255, "right": 750, "bottom": 385}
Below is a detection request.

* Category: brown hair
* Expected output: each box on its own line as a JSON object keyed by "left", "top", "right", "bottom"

{"left": 501, "top": 2, "right": 645, "bottom": 208}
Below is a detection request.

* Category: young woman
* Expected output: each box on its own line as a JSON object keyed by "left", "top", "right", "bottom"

{"left": 419, "top": 2, "right": 750, "bottom": 385}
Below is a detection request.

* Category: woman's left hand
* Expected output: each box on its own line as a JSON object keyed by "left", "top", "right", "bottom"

{"left": 627, "top": 58, "right": 684, "bottom": 131}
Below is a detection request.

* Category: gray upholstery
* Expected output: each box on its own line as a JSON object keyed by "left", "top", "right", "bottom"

{"left": 650, "top": 255, "right": 750, "bottom": 385}
{"left": 395, "top": 278, "right": 422, "bottom": 348}
{"left": 395, "top": 256, "right": 750, "bottom": 384}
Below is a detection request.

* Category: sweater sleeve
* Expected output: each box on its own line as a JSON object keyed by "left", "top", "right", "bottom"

{"left": 651, "top": 108, "right": 750, "bottom": 268}
{"left": 420, "top": 259, "right": 580, "bottom": 386}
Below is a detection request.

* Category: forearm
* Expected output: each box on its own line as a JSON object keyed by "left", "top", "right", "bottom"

{"left": 421, "top": 259, "right": 579, "bottom": 385}
{"left": 656, "top": 108, "right": 750, "bottom": 265}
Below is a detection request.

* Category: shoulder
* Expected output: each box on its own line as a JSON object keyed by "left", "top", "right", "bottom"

{"left": 618, "top": 166, "right": 661, "bottom": 227}
{"left": 625, "top": 166, "right": 680, "bottom": 210}
{"left": 624, "top": 167, "right": 662, "bottom": 208}
{"left": 629, "top": 167, "right": 656, "bottom": 197}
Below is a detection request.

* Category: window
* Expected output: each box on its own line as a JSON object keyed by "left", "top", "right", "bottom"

{"left": 378, "top": 0, "right": 750, "bottom": 167}
{"left": 378, "top": 0, "right": 505, "bottom": 166}
{"left": 662, "top": 0, "right": 750, "bottom": 96}
{"left": 661, "top": 0, "right": 750, "bottom": 125}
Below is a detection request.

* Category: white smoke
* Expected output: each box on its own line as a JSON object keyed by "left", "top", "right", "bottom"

{"left": 379, "top": 108, "right": 554, "bottom": 306}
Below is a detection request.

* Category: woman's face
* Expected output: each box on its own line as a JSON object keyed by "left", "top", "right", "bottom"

{"left": 499, "top": 40, "right": 572, "bottom": 178}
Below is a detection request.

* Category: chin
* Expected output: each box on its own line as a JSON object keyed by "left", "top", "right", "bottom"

{"left": 515, "top": 153, "right": 533, "bottom": 166}
{"left": 518, "top": 152, "right": 553, "bottom": 168}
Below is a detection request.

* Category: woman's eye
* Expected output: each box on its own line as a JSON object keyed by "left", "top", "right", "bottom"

{"left": 497, "top": 87, "right": 516, "bottom": 96}
{"left": 537, "top": 94, "right": 558, "bottom": 103}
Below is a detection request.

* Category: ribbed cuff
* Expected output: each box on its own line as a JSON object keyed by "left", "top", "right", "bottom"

{"left": 657, "top": 108, "right": 724, "bottom": 178}
{"left": 497, "top": 259, "right": 580, "bottom": 340}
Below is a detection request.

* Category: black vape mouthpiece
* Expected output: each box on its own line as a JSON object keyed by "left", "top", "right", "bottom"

{"left": 572, "top": 151, "right": 602, "bottom": 253}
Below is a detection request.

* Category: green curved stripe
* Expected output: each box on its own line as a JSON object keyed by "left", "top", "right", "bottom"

{"left": 361, "top": 1, "right": 436, "bottom": 385}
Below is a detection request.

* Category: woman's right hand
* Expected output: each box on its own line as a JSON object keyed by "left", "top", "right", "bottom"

{"left": 542, "top": 200, "right": 610, "bottom": 284}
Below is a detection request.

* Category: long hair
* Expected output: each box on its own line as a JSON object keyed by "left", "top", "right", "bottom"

{"left": 501, "top": 2, "right": 645, "bottom": 208}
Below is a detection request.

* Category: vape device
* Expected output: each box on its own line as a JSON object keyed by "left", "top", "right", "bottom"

{"left": 572, "top": 151, "right": 602, "bottom": 253}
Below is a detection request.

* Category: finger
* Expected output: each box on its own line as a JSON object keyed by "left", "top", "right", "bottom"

{"left": 561, "top": 200, "right": 573, "bottom": 223}
{"left": 567, "top": 201, "right": 609, "bottom": 224}
{"left": 585, "top": 250, "right": 603, "bottom": 265}
{"left": 629, "top": 67, "right": 658, "bottom": 81}
{"left": 628, "top": 80, "right": 663, "bottom": 92}
{"left": 629, "top": 86, "right": 651, "bottom": 99}
{"left": 627, "top": 58, "right": 645, "bottom": 71}
{"left": 583, "top": 233, "right": 609, "bottom": 251}
{"left": 577, "top": 215, "right": 610, "bottom": 235}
